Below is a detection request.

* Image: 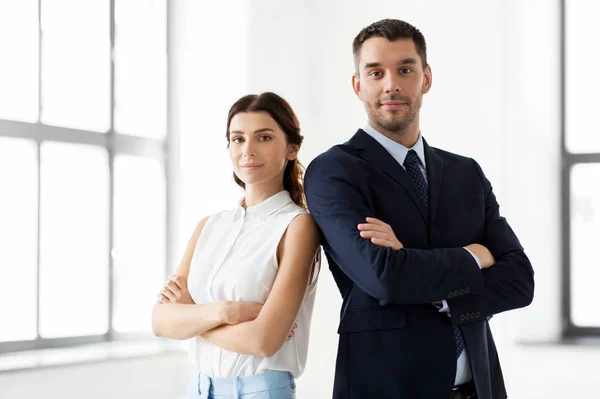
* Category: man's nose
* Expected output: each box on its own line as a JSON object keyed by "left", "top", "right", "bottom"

{"left": 384, "top": 74, "right": 401, "bottom": 93}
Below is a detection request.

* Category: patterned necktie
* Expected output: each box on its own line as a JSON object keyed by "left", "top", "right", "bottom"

{"left": 403, "top": 149, "right": 465, "bottom": 360}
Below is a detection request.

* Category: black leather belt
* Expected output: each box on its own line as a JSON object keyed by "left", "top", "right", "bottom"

{"left": 449, "top": 380, "right": 476, "bottom": 399}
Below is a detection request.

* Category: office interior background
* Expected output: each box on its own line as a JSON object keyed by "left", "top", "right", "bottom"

{"left": 1, "top": 0, "right": 599, "bottom": 398}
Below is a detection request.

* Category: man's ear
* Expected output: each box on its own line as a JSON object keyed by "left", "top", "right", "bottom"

{"left": 422, "top": 65, "right": 432, "bottom": 94}
{"left": 352, "top": 74, "right": 362, "bottom": 100}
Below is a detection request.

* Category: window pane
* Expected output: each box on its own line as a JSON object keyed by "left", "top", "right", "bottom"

{"left": 39, "top": 142, "right": 109, "bottom": 338}
{"left": 565, "top": 1, "right": 600, "bottom": 153}
{"left": 40, "top": 0, "right": 110, "bottom": 132}
{"left": 113, "top": 155, "right": 165, "bottom": 332}
{"left": 0, "top": 138, "right": 38, "bottom": 342}
{"left": 0, "top": 0, "right": 39, "bottom": 122}
{"left": 114, "top": 0, "right": 167, "bottom": 138}
{"left": 570, "top": 163, "right": 600, "bottom": 327}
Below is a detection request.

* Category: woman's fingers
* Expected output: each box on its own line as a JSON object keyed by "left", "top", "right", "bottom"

{"left": 157, "top": 293, "right": 169, "bottom": 303}
{"left": 164, "top": 281, "right": 181, "bottom": 297}
{"left": 161, "top": 286, "right": 177, "bottom": 302}
{"left": 286, "top": 323, "right": 298, "bottom": 341}
{"left": 168, "top": 274, "right": 186, "bottom": 290}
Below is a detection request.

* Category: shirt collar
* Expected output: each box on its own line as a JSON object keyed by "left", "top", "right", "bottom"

{"left": 232, "top": 190, "right": 293, "bottom": 221}
{"left": 362, "top": 122, "right": 427, "bottom": 169}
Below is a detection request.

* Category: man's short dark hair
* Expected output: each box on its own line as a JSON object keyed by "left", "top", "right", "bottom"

{"left": 353, "top": 19, "right": 427, "bottom": 74}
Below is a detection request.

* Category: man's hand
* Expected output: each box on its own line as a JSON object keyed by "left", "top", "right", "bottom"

{"left": 358, "top": 217, "right": 404, "bottom": 250}
{"left": 158, "top": 275, "right": 195, "bottom": 304}
{"left": 465, "top": 243, "right": 495, "bottom": 269}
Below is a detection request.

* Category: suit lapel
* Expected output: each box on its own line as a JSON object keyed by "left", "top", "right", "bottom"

{"left": 349, "top": 129, "right": 429, "bottom": 225}
{"left": 423, "top": 139, "right": 443, "bottom": 223}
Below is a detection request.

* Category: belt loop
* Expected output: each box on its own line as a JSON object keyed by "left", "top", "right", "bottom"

{"left": 232, "top": 375, "right": 240, "bottom": 399}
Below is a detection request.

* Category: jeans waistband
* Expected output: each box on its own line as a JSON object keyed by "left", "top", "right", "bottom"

{"left": 196, "top": 370, "right": 295, "bottom": 396}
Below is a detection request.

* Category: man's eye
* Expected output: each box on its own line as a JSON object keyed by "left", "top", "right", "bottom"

{"left": 400, "top": 68, "right": 413, "bottom": 74}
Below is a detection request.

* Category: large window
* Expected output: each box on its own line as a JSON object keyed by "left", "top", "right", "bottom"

{"left": 563, "top": 0, "right": 600, "bottom": 336}
{"left": 0, "top": 0, "right": 168, "bottom": 352}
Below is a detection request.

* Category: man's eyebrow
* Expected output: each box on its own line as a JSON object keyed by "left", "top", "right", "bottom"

{"left": 363, "top": 58, "right": 419, "bottom": 70}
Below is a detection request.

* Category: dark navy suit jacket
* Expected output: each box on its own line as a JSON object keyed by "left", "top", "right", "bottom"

{"left": 304, "top": 129, "right": 534, "bottom": 399}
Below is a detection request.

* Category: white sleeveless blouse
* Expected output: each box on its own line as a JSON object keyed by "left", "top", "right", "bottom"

{"left": 186, "top": 190, "right": 320, "bottom": 379}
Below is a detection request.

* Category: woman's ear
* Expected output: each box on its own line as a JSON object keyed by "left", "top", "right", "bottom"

{"left": 287, "top": 144, "right": 300, "bottom": 160}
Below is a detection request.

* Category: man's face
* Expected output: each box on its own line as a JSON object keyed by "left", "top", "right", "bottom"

{"left": 352, "top": 38, "right": 432, "bottom": 137}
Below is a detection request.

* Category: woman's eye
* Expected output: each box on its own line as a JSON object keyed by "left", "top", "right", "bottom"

{"left": 231, "top": 137, "right": 243, "bottom": 144}
{"left": 259, "top": 135, "right": 271, "bottom": 141}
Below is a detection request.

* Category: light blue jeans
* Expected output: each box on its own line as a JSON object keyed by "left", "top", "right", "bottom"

{"left": 187, "top": 370, "right": 296, "bottom": 399}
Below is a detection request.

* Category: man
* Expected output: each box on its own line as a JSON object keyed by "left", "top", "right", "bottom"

{"left": 304, "top": 19, "right": 534, "bottom": 399}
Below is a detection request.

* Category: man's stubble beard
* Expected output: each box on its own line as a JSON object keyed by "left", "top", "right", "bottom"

{"left": 369, "top": 105, "right": 418, "bottom": 137}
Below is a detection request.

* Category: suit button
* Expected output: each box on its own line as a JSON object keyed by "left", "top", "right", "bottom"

{"left": 448, "top": 292, "right": 454, "bottom": 299}
{"left": 465, "top": 287, "right": 471, "bottom": 294}
{"left": 465, "top": 313, "right": 470, "bottom": 320}
{"left": 470, "top": 312, "right": 476, "bottom": 319}
{"left": 476, "top": 311, "right": 481, "bottom": 319}
{"left": 459, "top": 288, "right": 466, "bottom": 296}
{"left": 460, "top": 314, "right": 465, "bottom": 322}
{"left": 453, "top": 290, "right": 460, "bottom": 297}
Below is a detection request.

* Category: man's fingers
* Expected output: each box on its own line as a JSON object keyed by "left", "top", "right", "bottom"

{"left": 365, "top": 217, "right": 386, "bottom": 225}
{"left": 370, "top": 237, "right": 395, "bottom": 248}
{"left": 360, "top": 230, "right": 391, "bottom": 240}
{"left": 357, "top": 223, "right": 388, "bottom": 233}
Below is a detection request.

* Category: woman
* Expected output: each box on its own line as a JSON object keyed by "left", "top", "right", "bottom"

{"left": 152, "top": 92, "right": 320, "bottom": 399}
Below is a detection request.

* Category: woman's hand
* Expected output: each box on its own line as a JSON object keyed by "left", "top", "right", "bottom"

{"left": 358, "top": 217, "right": 404, "bottom": 250}
{"left": 286, "top": 323, "right": 297, "bottom": 341}
{"left": 219, "top": 301, "right": 263, "bottom": 325}
{"left": 158, "top": 275, "right": 195, "bottom": 304}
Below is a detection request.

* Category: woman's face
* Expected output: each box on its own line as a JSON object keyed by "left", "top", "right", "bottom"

{"left": 228, "top": 111, "right": 298, "bottom": 188}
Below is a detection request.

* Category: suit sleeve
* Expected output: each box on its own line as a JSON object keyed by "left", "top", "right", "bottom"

{"left": 446, "top": 159, "right": 535, "bottom": 325}
{"left": 304, "top": 155, "right": 483, "bottom": 305}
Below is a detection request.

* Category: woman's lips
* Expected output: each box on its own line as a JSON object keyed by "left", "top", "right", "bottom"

{"left": 240, "top": 164, "right": 264, "bottom": 170}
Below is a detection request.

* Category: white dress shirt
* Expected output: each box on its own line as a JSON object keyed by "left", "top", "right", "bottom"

{"left": 363, "top": 123, "right": 473, "bottom": 386}
{"left": 187, "top": 190, "right": 320, "bottom": 379}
